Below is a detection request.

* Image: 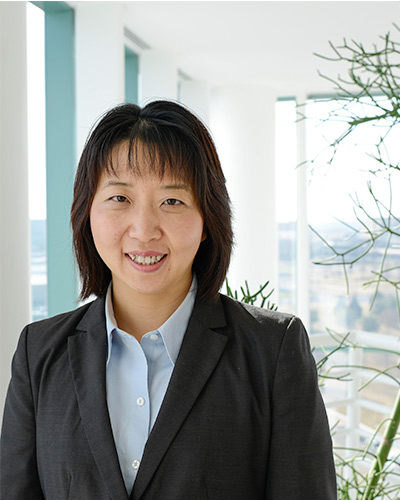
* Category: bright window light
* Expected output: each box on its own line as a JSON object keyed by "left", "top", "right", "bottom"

{"left": 27, "top": 2, "right": 47, "bottom": 321}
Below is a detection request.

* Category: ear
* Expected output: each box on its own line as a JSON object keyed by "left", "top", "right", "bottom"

{"left": 201, "top": 230, "right": 207, "bottom": 242}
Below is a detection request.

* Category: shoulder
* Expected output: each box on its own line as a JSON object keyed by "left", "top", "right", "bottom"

{"left": 219, "top": 293, "right": 297, "bottom": 332}
{"left": 19, "top": 297, "right": 105, "bottom": 351}
{"left": 205, "top": 295, "right": 312, "bottom": 387}
{"left": 7, "top": 297, "right": 107, "bottom": 398}
{"left": 27, "top": 299, "right": 95, "bottom": 332}
{"left": 217, "top": 294, "right": 310, "bottom": 354}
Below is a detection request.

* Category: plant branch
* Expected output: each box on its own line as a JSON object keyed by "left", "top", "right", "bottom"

{"left": 362, "top": 388, "right": 400, "bottom": 500}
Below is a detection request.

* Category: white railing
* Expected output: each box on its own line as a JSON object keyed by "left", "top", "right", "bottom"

{"left": 310, "top": 330, "right": 400, "bottom": 453}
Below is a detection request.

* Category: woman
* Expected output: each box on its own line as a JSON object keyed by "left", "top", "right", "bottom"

{"left": 1, "top": 101, "right": 337, "bottom": 499}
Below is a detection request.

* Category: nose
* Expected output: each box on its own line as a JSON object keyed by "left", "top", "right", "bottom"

{"left": 127, "top": 205, "right": 162, "bottom": 242}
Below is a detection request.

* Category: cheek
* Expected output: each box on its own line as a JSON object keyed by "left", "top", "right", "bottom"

{"left": 90, "top": 209, "right": 119, "bottom": 253}
{"left": 89, "top": 210, "right": 102, "bottom": 247}
{"left": 175, "top": 215, "right": 205, "bottom": 251}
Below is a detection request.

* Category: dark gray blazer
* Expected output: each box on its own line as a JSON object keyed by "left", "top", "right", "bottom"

{"left": 1, "top": 294, "right": 337, "bottom": 500}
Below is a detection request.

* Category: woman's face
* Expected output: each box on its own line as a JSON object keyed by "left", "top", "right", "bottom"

{"left": 90, "top": 142, "right": 206, "bottom": 304}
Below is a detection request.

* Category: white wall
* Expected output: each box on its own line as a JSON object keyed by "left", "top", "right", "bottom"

{"left": 75, "top": 1, "right": 125, "bottom": 158}
{"left": 139, "top": 50, "right": 178, "bottom": 105}
{"left": 179, "top": 80, "right": 210, "bottom": 125}
{"left": 0, "top": 2, "right": 31, "bottom": 416}
{"left": 210, "top": 85, "right": 279, "bottom": 298}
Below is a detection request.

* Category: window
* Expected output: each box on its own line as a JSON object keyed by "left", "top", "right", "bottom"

{"left": 275, "top": 99, "right": 297, "bottom": 314}
{"left": 27, "top": 2, "right": 47, "bottom": 321}
{"left": 276, "top": 95, "right": 400, "bottom": 439}
{"left": 305, "top": 97, "right": 400, "bottom": 337}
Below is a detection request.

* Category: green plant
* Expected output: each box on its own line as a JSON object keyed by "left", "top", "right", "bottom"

{"left": 225, "top": 278, "right": 278, "bottom": 310}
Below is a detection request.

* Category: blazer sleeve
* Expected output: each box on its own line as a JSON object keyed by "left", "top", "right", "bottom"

{"left": 0, "top": 326, "right": 45, "bottom": 500}
{"left": 265, "top": 316, "right": 337, "bottom": 500}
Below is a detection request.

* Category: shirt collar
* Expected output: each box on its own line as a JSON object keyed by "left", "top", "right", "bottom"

{"left": 105, "top": 276, "right": 197, "bottom": 365}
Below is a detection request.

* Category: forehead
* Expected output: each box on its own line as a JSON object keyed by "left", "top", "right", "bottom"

{"left": 96, "top": 143, "right": 196, "bottom": 194}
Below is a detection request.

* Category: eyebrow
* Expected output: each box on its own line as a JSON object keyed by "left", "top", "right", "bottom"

{"left": 100, "top": 179, "right": 191, "bottom": 191}
{"left": 162, "top": 184, "right": 190, "bottom": 192}
{"left": 101, "top": 180, "right": 129, "bottom": 190}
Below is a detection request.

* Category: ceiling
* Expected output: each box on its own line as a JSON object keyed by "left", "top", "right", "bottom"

{"left": 123, "top": 1, "right": 400, "bottom": 95}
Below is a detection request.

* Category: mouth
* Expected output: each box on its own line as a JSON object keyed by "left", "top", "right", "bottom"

{"left": 127, "top": 253, "right": 166, "bottom": 266}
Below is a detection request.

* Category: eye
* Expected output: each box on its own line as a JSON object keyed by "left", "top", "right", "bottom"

{"left": 163, "top": 198, "right": 182, "bottom": 206}
{"left": 111, "top": 195, "right": 129, "bottom": 203}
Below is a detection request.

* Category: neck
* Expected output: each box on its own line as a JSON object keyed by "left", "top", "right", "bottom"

{"left": 111, "top": 283, "right": 191, "bottom": 341}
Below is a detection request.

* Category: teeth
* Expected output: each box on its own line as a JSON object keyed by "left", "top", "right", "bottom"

{"left": 128, "top": 254, "right": 164, "bottom": 265}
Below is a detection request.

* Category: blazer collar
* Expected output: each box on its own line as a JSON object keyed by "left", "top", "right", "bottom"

{"left": 69, "top": 296, "right": 130, "bottom": 500}
{"left": 69, "top": 295, "right": 228, "bottom": 500}
{"left": 131, "top": 296, "right": 228, "bottom": 500}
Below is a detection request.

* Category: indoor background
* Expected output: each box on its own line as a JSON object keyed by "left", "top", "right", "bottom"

{"left": 1, "top": 1, "right": 399, "bottom": 489}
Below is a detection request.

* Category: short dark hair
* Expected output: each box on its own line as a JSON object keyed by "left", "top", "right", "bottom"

{"left": 71, "top": 100, "right": 233, "bottom": 302}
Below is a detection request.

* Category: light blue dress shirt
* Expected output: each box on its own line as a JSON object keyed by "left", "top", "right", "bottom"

{"left": 105, "top": 278, "right": 197, "bottom": 495}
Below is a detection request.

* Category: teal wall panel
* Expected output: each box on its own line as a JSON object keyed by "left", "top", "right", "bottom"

{"left": 41, "top": 2, "right": 77, "bottom": 315}
{"left": 125, "top": 47, "right": 139, "bottom": 104}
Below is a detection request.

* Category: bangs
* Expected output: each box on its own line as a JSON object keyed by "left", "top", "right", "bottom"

{"left": 98, "top": 119, "right": 199, "bottom": 185}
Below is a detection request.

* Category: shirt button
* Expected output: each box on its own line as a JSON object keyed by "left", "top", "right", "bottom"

{"left": 137, "top": 397, "right": 145, "bottom": 407}
{"left": 132, "top": 459, "right": 140, "bottom": 470}
{"left": 150, "top": 333, "right": 158, "bottom": 341}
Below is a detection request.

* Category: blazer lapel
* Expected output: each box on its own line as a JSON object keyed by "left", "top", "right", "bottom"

{"left": 68, "top": 297, "right": 129, "bottom": 500}
{"left": 131, "top": 298, "right": 228, "bottom": 500}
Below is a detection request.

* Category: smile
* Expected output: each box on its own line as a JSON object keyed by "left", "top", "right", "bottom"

{"left": 127, "top": 254, "right": 165, "bottom": 265}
